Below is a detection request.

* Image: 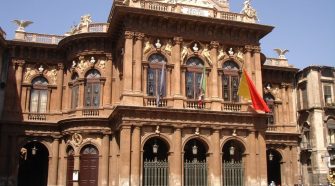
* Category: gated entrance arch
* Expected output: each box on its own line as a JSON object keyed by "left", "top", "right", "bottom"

{"left": 222, "top": 139, "right": 245, "bottom": 186}
{"left": 143, "top": 137, "right": 169, "bottom": 186}
{"left": 17, "top": 141, "right": 49, "bottom": 186}
{"left": 184, "top": 138, "right": 208, "bottom": 186}
{"left": 267, "top": 149, "right": 282, "bottom": 185}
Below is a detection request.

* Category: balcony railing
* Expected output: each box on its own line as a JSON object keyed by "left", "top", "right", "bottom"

{"left": 185, "top": 100, "right": 205, "bottom": 109}
{"left": 141, "top": 1, "right": 252, "bottom": 23}
{"left": 144, "top": 97, "right": 168, "bottom": 107}
{"left": 88, "top": 23, "right": 109, "bottom": 32}
{"left": 28, "top": 113, "right": 47, "bottom": 121}
{"left": 266, "top": 125, "right": 298, "bottom": 133}
{"left": 82, "top": 108, "right": 100, "bottom": 116}
{"left": 25, "top": 33, "right": 65, "bottom": 44}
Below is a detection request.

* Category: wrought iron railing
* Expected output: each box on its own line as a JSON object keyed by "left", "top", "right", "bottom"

{"left": 184, "top": 160, "right": 207, "bottom": 186}
{"left": 143, "top": 160, "right": 168, "bottom": 186}
{"left": 223, "top": 161, "right": 244, "bottom": 186}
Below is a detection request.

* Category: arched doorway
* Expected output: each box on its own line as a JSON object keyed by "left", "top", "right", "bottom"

{"left": 79, "top": 145, "right": 99, "bottom": 186}
{"left": 66, "top": 147, "right": 75, "bottom": 186}
{"left": 143, "top": 137, "right": 169, "bottom": 186}
{"left": 222, "top": 139, "right": 245, "bottom": 186}
{"left": 17, "top": 141, "right": 49, "bottom": 186}
{"left": 267, "top": 149, "right": 282, "bottom": 185}
{"left": 184, "top": 138, "right": 208, "bottom": 186}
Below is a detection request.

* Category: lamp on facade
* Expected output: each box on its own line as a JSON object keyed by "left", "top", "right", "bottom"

{"left": 31, "top": 145, "right": 37, "bottom": 155}
{"left": 269, "top": 152, "right": 274, "bottom": 161}
{"left": 152, "top": 141, "right": 159, "bottom": 154}
{"left": 192, "top": 144, "right": 198, "bottom": 155}
{"left": 229, "top": 146, "right": 235, "bottom": 156}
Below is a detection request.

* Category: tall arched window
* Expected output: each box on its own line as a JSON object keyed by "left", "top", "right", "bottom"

{"left": 186, "top": 57, "right": 204, "bottom": 99}
{"left": 84, "top": 69, "right": 101, "bottom": 108}
{"left": 147, "top": 54, "right": 167, "bottom": 97}
{"left": 222, "top": 61, "right": 240, "bottom": 102}
{"left": 264, "top": 93, "right": 275, "bottom": 124}
{"left": 30, "top": 77, "right": 48, "bottom": 113}
{"left": 71, "top": 73, "right": 79, "bottom": 110}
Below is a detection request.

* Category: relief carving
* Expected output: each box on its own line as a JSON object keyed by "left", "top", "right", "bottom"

{"left": 46, "top": 69, "right": 57, "bottom": 84}
{"left": 77, "top": 57, "right": 88, "bottom": 73}
{"left": 24, "top": 67, "right": 36, "bottom": 82}
{"left": 201, "top": 46, "right": 212, "bottom": 65}
{"left": 143, "top": 40, "right": 152, "bottom": 54}
{"left": 164, "top": 40, "right": 172, "bottom": 54}
{"left": 181, "top": 46, "right": 189, "bottom": 62}
{"left": 217, "top": 48, "right": 227, "bottom": 61}
{"left": 71, "top": 133, "right": 83, "bottom": 147}
{"left": 98, "top": 59, "right": 106, "bottom": 69}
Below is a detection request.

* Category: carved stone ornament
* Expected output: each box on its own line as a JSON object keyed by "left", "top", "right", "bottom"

{"left": 24, "top": 67, "right": 36, "bottom": 82}
{"left": 71, "top": 133, "right": 83, "bottom": 147}
{"left": 164, "top": 40, "right": 172, "bottom": 54}
{"left": 181, "top": 46, "right": 189, "bottom": 62}
{"left": 38, "top": 65, "right": 44, "bottom": 73}
{"left": 77, "top": 57, "right": 88, "bottom": 73}
{"left": 201, "top": 46, "right": 212, "bottom": 65}
{"left": 241, "top": 0, "right": 258, "bottom": 22}
{"left": 236, "top": 49, "right": 244, "bottom": 61}
{"left": 143, "top": 40, "right": 152, "bottom": 54}
{"left": 46, "top": 68, "right": 57, "bottom": 84}
{"left": 217, "top": 48, "right": 227, "bottom": 61}
{"left": 155, "top": 39, "right": 162, "bottom": 49}
{"left": 98, "top": 59, "right": 106, "bottom": 69}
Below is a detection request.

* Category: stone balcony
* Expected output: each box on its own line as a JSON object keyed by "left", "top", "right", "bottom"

{"left": 140, "top": 1, "right": 256, "bottom": 23}
{"left": 14, "top": 23, "right": 109, "bottom": 45}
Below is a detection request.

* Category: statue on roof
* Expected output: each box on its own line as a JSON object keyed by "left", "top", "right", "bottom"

{"left": 80, "top": 14, "right": 92, "bottom": 27}
{"left": 12, "top": 20, "right": 33, "bottom": 32}
{"left": 241, "top": 0, "right": 258, "bottom": 22}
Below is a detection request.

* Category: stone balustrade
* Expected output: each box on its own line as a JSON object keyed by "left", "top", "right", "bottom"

{"left": 266, "top": 125, "right": 298, "bottom": 133}
{"left": 141, "top": 1, "right": 252, "bottom": 23}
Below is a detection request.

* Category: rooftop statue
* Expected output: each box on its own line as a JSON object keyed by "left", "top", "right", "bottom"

{"left": 274, "top": 48, "right": 289, "bottom": 59}
{"left": 241, "top": 0, "right": 258, "bottom": 22}
{"left": 12, "top": 20, "right": 33, "bottom": 32}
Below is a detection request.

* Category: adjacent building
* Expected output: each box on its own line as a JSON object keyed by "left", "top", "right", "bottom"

{"left": 1, "top": 0, "right": 331, "bottom": 186}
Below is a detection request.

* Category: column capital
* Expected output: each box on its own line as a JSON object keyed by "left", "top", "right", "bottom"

{"left": 173, "top": 37, "right": 183, "bottom": 45}
{"left": 253, "top": 46, "right": 261, "bottom": 53}
{"left": 12, "top": 59, "right": 25, "bottom": 67}
{"left": 210, "top": 41, "right": 220, "bottom": 48}
{"left": 57, "top": 63, "right": 64, "bottom": 70}
{"left": 106, "top": 53, "right": 113, "bottom": 60}
{"left": 134, "top": 32, "right": 145, "bottom": 40}
{"left": 124, "top": 31, "right": 134, "bottom": 39}
{"left": 244, "top": 45, "right": 254, "bottom": 52}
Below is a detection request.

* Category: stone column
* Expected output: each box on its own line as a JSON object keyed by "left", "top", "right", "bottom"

{"left": 246, "top": 131, "right": 257, "bottom": 186}
{"left": 109, "top": 134, "right": 119, "bottom": 185}
{"left": 172, "top": 37, "right": 184, "bottom": 108}
{"left": 131, "top": 126, "right": 141, "bottom": 185}
{"left": 123, "top": 31, "right": 134, "bottom": 93}
{"left": 13, "top": 59, "right": 24, "bottom": 111}
{"left": 133, "top": 33, "right": 144, "bottom": 93}
{"left": 49, "top": 138, "right": 60, "bottom": 185}
{"left": 244, "top": 46, "right": 253, "bottom": 75}
{"left": 56, "top": 63, "right": 64, "bottom": 112}
{"left": 24, "top": 87, "right": 31, "bottom": 112}
{"left": 257, "top": 131, "right": 268, "bottom": 186}
{"left": 253, "top": 47, "right": 263, "bottom": 96}
{"left": 170, "top": 127, "right": 182, "bottom": 186}
{"left": 57, "top": 139, "right": 66, "bottom": 185}
{"left": 119, "top": 125, "right": 132, "bottom": 186}
{"left": 73, "top": 154, "right": 80, "bottom": 186}
{"left": 210, "top": 129, "right": 221, "bottom": 186}
{"left": 104, "top": 54, "right": 113, "bottom": 105}
{"left": 101, "top": 133, "right": 110, "bottom": 186}
{"left": 210, "top": 41, "right": 219, "bottom": 98}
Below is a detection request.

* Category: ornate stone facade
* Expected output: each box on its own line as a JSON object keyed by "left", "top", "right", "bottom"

{"left": 0, "top": 1, "right": 315, "bottom": 186}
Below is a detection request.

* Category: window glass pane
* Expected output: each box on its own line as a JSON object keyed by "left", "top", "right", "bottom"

{"left": 39, "top": 90, "right": 48, "bottom": 113}
{"left": 223, "top": 76, "right": 229, "bottom": 101}
{"left": 324, "top": 85, "right": 332, "bottom": 104}
{"left": 186, "top": 72, "right": 194, "bottom": 99}
{"left": 231, "top": 76, "right": 239, "bottom": 102}
{"left": 147, "top": 68, "right": 156, "bottom": 96}
{"left": 71, "top": 86, "right": 79, "bottom": 109}
{"left": 195, "top": 73, "right": 202, "bottom": 98}
{"left": 93, "top": 83, "right": 100, "bottom": 107}
{"left": 85, "top": 84, "right": 92, "bottom": 107}
{"left": 30, "top": 90, "right": 39, "bottom": 112}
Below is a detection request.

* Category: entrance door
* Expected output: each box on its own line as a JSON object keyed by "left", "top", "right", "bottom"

{"left": 79, "top": 145, "right": 99, "bottom": 186}
{"left": 17, "top": 142, "right": 49, "bottom": 186}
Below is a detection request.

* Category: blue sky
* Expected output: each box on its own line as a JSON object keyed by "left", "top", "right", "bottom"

{"left": 0, "top": 0, "right": 334, "bottom": 69}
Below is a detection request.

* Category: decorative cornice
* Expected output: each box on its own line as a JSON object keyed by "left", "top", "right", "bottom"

{"left": 12, "top": 59, "right": 25, "bottom": 67}
{"left": 210, "top": 41, "right": 219, "bottom": 48}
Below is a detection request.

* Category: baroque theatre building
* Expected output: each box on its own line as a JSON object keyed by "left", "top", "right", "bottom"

{"left": 0, "top": 0, "right": 301, "bottom": 185}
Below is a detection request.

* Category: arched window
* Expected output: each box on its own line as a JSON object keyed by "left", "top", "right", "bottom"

{"left": 222, "top": 61, "right": 240, "bottom": 102}
{"left": 84, "top": 69, "right": 101, "bottom": 108}
{"left": 30, "top": 77, "right": 48, "bottom": 113}
{"left": 186, "top": 57, "right": 204, "bottom": 99}
{"left": 71, "top": 73, "right": 79, "bottom": 110}
{"left": 147, "top": 54, "right": 167, "bottom": 97}
{"left": 264, "top": 93, "right": 275, "bottom": 124}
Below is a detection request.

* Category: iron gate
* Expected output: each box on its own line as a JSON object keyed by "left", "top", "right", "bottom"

{"left": 184, "top": 160, "right": 207, "bottom": 186}
{"left": 223, "top": 161, "right": 244, "bottom": 186}
{"left": 143, "top": 160, "right": 168, "bottom": 186}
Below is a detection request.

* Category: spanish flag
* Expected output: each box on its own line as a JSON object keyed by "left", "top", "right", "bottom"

{"left": 238, "top": 69, "right": 270, "bottom": 112}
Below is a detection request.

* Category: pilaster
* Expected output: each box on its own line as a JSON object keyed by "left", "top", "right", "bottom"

{"left": 48, "top": 138, "right": 60, "bottom": 185}
{"left": 104, "top": 54, "right": 113, "bottom": 106}
{"left": 131, "top": 126, "right": 141, "bottom": 185}
{"left": 56, "top": 63, "right": 64, "bottom": 112}
{"left": 100, "top": 133, "right": 110, "bottom": 186}
{"left": 123, "top": 31, "right": 134, "bottom": 94}
{"left": 133, "top": 32, "right": 144, "bottom": 93}
{"left": 119, "top": 125, "right": 132, "bottom": 186}
{"left": 172, "top": 37, "right": 184, "bottom": 108}
{"left": 170, "top": 127, "right": 182, "bottom": 186}
{"left": 210, "top": 41, "right": 221, "bottom": 111}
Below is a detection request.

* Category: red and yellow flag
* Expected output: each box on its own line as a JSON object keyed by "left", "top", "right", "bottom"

{"left": 238, "top": 69, "right": 270, "bottom": 112}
